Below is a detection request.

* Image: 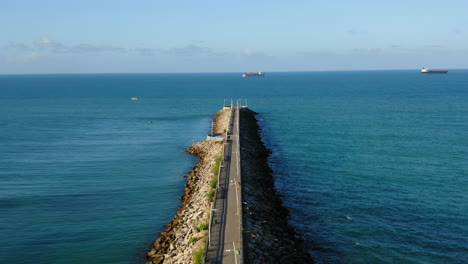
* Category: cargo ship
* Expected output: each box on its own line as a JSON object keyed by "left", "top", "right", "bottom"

{"left": 242, "top": 72, "right": 264, "bottom": 77}
{"left": 421, "top": 68, "right": 448, "bottom": 74}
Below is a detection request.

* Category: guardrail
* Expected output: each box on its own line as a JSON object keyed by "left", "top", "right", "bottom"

{"left": 237, "top": 105, "right": 244, "bottom": 263}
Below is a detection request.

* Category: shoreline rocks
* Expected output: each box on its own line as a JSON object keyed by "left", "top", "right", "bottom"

{"left": 146, "top": 109, "right": 230, "bottom": 264}
{"left": 240, "top": 108, "right": 313, "bottom": 264}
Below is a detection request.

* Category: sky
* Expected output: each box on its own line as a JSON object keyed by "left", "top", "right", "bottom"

{"left": 1, "top": 0, "right": 467, "bottom": 74}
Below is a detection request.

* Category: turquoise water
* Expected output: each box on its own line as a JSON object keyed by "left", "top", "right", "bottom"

{"left": 1, "top": 71, "right": 467, "bottom": 263}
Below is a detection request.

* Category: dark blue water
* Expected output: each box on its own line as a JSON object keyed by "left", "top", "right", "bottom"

{"left": 1, "top": 71, "right": 467, "bottom": 263}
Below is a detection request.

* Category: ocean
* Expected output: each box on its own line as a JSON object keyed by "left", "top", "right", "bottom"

{"left": 1, "top": 71, "right": 467, "bottom": 264}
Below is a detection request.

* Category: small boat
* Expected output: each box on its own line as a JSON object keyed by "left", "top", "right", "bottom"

{"left": 131, "top": 97, "right": 139, "bottom": 100}
{"left": 242, "top": 72, "right": 264, "bottom": 77}
{"left": 421, "top": 68, "right": 448, "bottom": 74}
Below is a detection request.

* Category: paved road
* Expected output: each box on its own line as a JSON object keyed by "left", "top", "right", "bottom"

{"left": 205, "top": 107, "right": 242, "bottom": 264}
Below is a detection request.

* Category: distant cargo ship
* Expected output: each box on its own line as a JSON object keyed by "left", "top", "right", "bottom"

{"left": 242, "top": 72, "right": 264, "bottom": 77}
{"left": 421, "top": 68, "right": 448, "bottom": 74}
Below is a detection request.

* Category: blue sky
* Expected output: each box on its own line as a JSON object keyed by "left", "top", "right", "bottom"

{"left": 1, "top": 0, "right": 467, "bottom": 73}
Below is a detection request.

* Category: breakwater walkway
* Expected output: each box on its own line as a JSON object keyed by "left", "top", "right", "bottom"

{"left": 146, "top": 105, "right": 312, "bottom": 264}
{"left": 204, "top": 106, "right": 243, "bottom": 264}
{"left": 204, "top": 106, "right": 313, "bottom": 264}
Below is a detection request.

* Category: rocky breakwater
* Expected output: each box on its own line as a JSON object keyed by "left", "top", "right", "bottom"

{"left": 240, "top": 108, "right": 313, "bottom": 264}
{"left": 146, "top": 109, "right": 231, "bottom": 264}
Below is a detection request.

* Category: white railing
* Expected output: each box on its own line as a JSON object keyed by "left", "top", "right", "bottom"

{"left": 237, "top": 104, "right": 244, "bottom": 264}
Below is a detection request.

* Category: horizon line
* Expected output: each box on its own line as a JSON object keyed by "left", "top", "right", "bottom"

{"left": 1, "top": 68, "right": 465, "bottom": 76}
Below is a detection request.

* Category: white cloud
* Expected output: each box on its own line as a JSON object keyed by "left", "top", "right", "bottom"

{"left": 161, "top": 44, "right": 230, "bottom": 58}
{"left": 32, "top": 37, "right": 126, "bottom": 54}
{"left": 35, "top": 37, "right": 65, "bottom": 50}
{"left": 35, "top": 37, "right": 53, "bottom": 47}
{"left": 134, "top": 47, "right": 155, "bottom": 56}
{"left": 6, "top": 52, "right": 41, "bottom": 63}
{"left": 68, "top": 43, "right": 126, "bottom": 54}
{"left": 5, "top": 39, "right": 229, "bottom": 59}
{"left": 165, "top": 44, "right": 212, "bottom": 56}
{"left": 243, "top": 48, "right": 255, "bottom": 56}
{"left": 350, "top": 47, "right": 382, "bottom": 54}
{"left": 242, "top": 48, "right": 271, "bottom": 59}
{"left": 8, "top": 42, "right": 34, "bottom": 51}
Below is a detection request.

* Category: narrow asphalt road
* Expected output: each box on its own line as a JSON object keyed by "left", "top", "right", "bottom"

{"left": 205, "top": 107, "right": 242, "bottom": 264}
